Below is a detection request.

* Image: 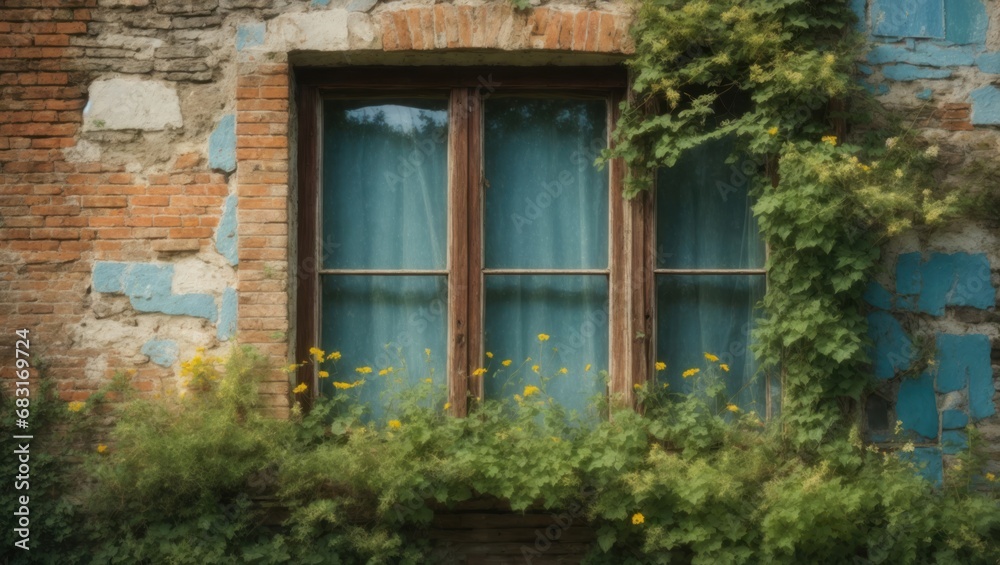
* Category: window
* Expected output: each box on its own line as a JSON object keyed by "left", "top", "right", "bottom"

{"left": 294, "top": 67, "right": 771, "bottom": 418}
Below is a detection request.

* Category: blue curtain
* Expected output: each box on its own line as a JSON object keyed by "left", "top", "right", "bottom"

{"left": 655, "top": 136, "right": 770, "bottom": 416}
{"left": 482, "top": 98, "right": 609, "bottom": 417}
{"left": 320, "top": 99, "right": 449, "bottom": 420}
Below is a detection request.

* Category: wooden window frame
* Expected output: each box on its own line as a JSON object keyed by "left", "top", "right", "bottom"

{"left": 295, "top": 65, "right": 657, "bottom": 415}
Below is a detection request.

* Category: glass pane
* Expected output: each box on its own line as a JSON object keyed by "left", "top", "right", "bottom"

{"left": 484, "top": 98, "right": 608, "bottom": 269}
{"left": 322, "top": 99, "right": 448, "bottom": 269}
{"left": 320, "top": 275, "right": 447, "bottom": 422}
{"left": 656, "top": 275, "right": 766, "bottom": 415}
{"left": 483, "top": 275, "right": 608, "bottom": 417}
{"left": 656, "top": 137, "right": 765, "bottom": 269}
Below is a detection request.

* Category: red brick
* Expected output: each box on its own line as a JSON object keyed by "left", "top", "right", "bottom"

{"left": 173, "top": 152, "right": 201, "bottom": 169}
{"left": 81, "top": 195, "right": 127, "bottom": 208}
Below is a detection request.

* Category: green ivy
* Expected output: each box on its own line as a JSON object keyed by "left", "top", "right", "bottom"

{"left": 604, "top": 0, "right": 959, "bottom": 444}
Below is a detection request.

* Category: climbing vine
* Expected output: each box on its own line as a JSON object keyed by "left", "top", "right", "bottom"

{"left": 605, "top": 0, "right": 959, "bottom": 443}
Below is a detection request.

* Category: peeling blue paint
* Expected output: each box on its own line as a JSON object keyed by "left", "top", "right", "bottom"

{"left": 975, "top": 52, "right": 1000, "bottom": 74}
{"left": 142, "top": 339, "right": 179, "bottom": 367}
{"left": 897, "top": 371, "right": 938, "bottom": 440}
{"left": 864, "top": 281, "right": 894, "bottom": 310}
{"left": 941, "top": 430, "right": 969, "bottom": 454}
{"left": 867, "top": 44, "right": 974, "bottom": 67}
{"left": 894, "top": 252, "right": 995, "bottom": 315}
{"left": 965, "top": 335, "right": 996, "bottom": 420}
{"left": 860, "top": 80, "right": 891, "bottom": 96}
{"left": 971, "top": 85, "right": 1000, "bottom": 125}
{"left": 236, "top": 22, "right": 266, "bottom": 51}
{"left": 92, "top": 261, "right": 218, "bottom": 322}
{"left": 311, "top": 0, "right": 331, "bottom": 6}
{"left": 209, "top": 114, "right": 236, "bottom": 173}
{"left": 903, "top": 447, "right": 943, "bottom": 486}
{"left": 868, "top": 311, "right": 914, "bottom": 379}
{"left": 217, "top": 287, "right": 238, "bottom": 341}
{"left": 858, "top": 64, "right": 875, "bottom": 76}
{"left": 916, "top": 88, "right": 933, "bottom": 100}
{"left": 882, "top": 64, "right": 952, "bottom": 81}
{"left": 871, "top": 0, "right": 945, "bottom": 39}
{"left": 944, "top": 0, "right": 988, "bottom": 45}
{"left": 941, "top": 409, "right": 968, "bottom": 429}
{"left": 851, "top": 0, "right": 867, "bottom": 31}
{"left": 215, "top": 194, "right": 239, "bottom": 266}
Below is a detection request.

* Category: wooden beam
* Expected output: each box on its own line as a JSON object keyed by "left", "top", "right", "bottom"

{"left": 448, "top": 88, "right": 470, "bottom": 417}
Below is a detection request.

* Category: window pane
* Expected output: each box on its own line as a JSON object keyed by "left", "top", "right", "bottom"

{"left": 656, "top": 275, "right": 766, "bottom": 415}
{"left": 483, "top": 275, "right": 608, "bottom": 416}
{"left": 656, "top": 137, "right": 765, "bottom": 269}
{"left": 322, "top": 99, "right": 448, "bottom": 269}
{"left": 320, "top": 275, "right": 447, "bottom": 421}
{"left": 483, "top": 98, "right": 608, "bottom": 269}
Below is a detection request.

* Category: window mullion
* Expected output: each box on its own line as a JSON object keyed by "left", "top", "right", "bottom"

{"left": 447, "top": 88, "right": 471, "bottom": 416}
{"left": 466, "top": 87, "right": 485, "bottom": 405}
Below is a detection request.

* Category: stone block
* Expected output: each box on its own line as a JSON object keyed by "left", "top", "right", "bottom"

{"left": 900, "top": 447, "right": 943, "bottom": 486}
{"left": 215, "top": 194, "right": 239, "bottom": 266}
{"left": 897, "top": 371, "right": 938, "bottom": 440}
{"left": 871, "top": 0, "right": 945, "bottom": 39}
{"left": 154, "top": 44, "right": 211, "bottom": 58}
{"left": 971, "top": 85, "right": 1000, "bottom": 125}
{"left": 882, "top": 64, "right": 951, "bottom": 81}
{"left": 237, "top": 22, "right": 266, "bottom": 51}
{"left": 941, "top": 409, "right": 968, "bottom": 429}
{"left": 217, "top": 287, "right": 237, "bottom": 341}
{"left": 944, "top": 0, "right": 987, "bottom": 45}
{"left": 209, "top": 114, "right": 236, "bottom": 173}
{"left": 941, "top": 430, "right": 968, "bottom": 454}
{"left": 156, "top": 0, "right": 218, "bottom": 15}
{"left": 868, "top": 310, "right": 914, "bottom": 379}
{"left": 84, "top": 78, "right": 182, "bottom": 131}
{"left": 142, "top": 339, "right": 179, "bottom": 367}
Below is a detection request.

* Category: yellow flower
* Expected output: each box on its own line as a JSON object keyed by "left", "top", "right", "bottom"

{"left": 308, "top": 347, "right": 325, "bottom": 362}
{"left": 633, "top": 383, "right": 642, "bottom": 390}
{"left": 444, "top": 402, "right": 451, "bottom": 410}
{"left": 655, "top": 361, "right": 666, "bottom": 371}
{"left": 537, "top": 333, "right": 550, "bottom": 342}
{"left": 726, "top": 404, "right": 739, "bottom": 413}
{"left": 388, "top": 419, "right": 402, "bottom": 430}
{"left": 821, "top": 135, "right": 837, "bottom": 146}
{"left": 585, "top": 363, "right": 592, "bottom": 372}
{"left": 531, "top": 364, "right": 540, "bottom": 373}
{"left": 523, "top": 385, "right": 541, "bottom": 397}
{"left": 559, "top": 367, "right": 568, "bottom": 374}
{"left": 859, "top": 164, "right": 871, "bottom": 172}
{"left": 330, "top": 351, "right": 342, "bottom": 361}
{"left": 293, "top": 383, "right": 308, "bottom": 394}
{"left": 68, "top": 401, "right": 85, "bottom": 412}
{"left": 704, "top": 353, "right": 719, "bottom": 363}
{"left": 284, "top": 364, "right": 299, "bottom": 373}
{"left": 502, "top": 359, "right": 512, "bottom": 367}
{"left": 472, "top": 367, "right": 487, "bottom": 377}
{"left": 631, "top": 513, "right": 645, "bottom": 525}
{"left": 356, "top": 366, "right": 372, "bottom": 374}
{"left": 514, "top": 394, "right": 523, "bottom": 403}
{"left": 423, "top": 378, "right": 433, "bottom": 384}
{"left": 97, "top": 444, "right": 108, "bottom": 454}
{"left": 424, "top": 348, "right": 431, "bottom": 357}
{"left": 682, "top": 368, "right": 700, "bottom": 378}
{"left": 318, "top": 371, "right": 330, "bottom": 378}
{"left": 986, "top": 473, "right": 996, "bottom": 482}
{"left": 486, "top": 351, "right": 493, "bottom": 359}
{"left": 378, "top": 369, "right": 389, "bottom": 376}
{"left": 719, "top": 364, "right": 730, "bottom": 372}
{"left": 333, "top": 381, "right": 353, "bottom": 390}
{"left": 894, "top": 168, "right": 904, "bottom": 179}
{"left": 767, "top": 126, "right": 778, "bottom": 136}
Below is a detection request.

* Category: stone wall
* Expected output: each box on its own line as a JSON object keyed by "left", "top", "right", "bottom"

{"left": 0, "top": 0, "right": 999, "bottom": 481}
{"left": 855, "top": 0, "right": 1000, "bottom": 483}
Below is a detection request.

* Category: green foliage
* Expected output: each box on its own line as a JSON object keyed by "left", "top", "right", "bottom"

{"left": 604, "top": 0, "right": 961, "bottom": 444}
{"left": 5, "top": 349, "right": 999, "bottom": 563}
